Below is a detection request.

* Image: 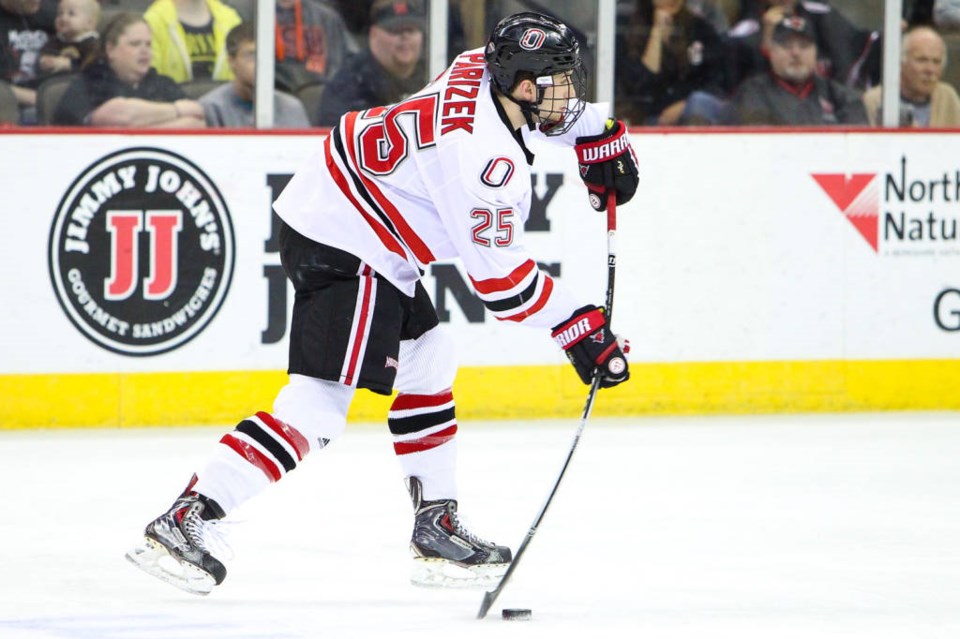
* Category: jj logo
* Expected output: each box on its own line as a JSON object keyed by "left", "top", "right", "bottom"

{"left": 104, "top": 210, "right": 182, "bottom": 301}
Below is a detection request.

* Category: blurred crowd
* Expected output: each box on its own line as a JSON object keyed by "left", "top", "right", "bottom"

{"left": 1, "top": 0, "right": 959, "bottom": 128}
{"left": 615, "top": 0, "right": 960, "bottom": 126}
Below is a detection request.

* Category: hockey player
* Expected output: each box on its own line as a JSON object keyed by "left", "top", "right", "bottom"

{"left": 126, "top": 11, "right": 639, "bottom": 595}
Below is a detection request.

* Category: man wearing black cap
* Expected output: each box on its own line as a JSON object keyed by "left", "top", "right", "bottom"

{"left": 725, "top": 0, "right": 881, "bottom": 91}
{"left": 726, "top": 15, "right": 868, "bottom": 125}
{"left": 316, "top": 0, "right": 426, "bottom": 126}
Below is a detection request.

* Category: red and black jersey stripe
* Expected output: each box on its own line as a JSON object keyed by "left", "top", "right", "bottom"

{"left": 325, "top": 114, "right": 436, "bottom": 268}
{"left": 340, "top": 112, "right": 436, "bottom": 265}
{"left": 327, "top": 129, "right": 409, "bottom": 259}
{"left": 324, "top": 135, "right": 408, "bottom": 260}
{"left": 470, "top": 259, "right": 555, "bottom": 322}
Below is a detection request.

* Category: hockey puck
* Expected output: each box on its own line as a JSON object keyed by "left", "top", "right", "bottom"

{"left": 502, "top": 608, "right": 532, "bottom": 621}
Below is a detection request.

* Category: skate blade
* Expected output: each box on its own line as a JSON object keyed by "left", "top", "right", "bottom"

{"left": 125, "top": 537, "right": 216, "bottom": 596}
{"left": 410, "top": 558, "right": 508, "bottom": 589}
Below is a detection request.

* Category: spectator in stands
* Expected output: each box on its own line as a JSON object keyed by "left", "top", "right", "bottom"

{"left": 615, "top": 0, "right": 730, "bottom": 125}
{"left": 274, "top": 0, "right": 355, "bottom": 93}
{"left": 726, "top": 15, "right": 868, "bottom": 125}
{"left": 144, "top": 0, "right": 241, "bottom": 83}
{"left": 52, "top": 11, "right": 205, "bottom": 126}
{"left": 37, "top": 0, "right": 99, "bottom": 75}
{"left": 199, "top": 22, "right": 309, "bottom": 127}
{"left": 315, "top": 0, "right": 424, "bottom": 126}
{"left": 725, "top": 0, "right": 881, "bottom": 90}
{"left": 0, "top": 0, "right": 56, "bottom": 117}
{"left": 863, "top": 26, "right": 960, "bottom": 127}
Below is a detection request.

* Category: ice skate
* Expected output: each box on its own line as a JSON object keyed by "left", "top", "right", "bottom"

{"left": 125, "top": 492, "right": 228, "bottom": 595}
{"left": 406, "top": 477, "right": 512, "bottom": 588}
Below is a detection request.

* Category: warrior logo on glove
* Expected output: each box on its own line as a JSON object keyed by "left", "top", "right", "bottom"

{"left": 575, "top": 119, "right": 639, "bottom": 212}
{"left": 578, "top": 133, "right": 630, "bottom": 163}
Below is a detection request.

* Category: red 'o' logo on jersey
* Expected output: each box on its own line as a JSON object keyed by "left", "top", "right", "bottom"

{"left": 519, "top": 28, "right": 547, "bottom": 51}
{"left": 480, "top": 157, "right": 515, "bottom": 188}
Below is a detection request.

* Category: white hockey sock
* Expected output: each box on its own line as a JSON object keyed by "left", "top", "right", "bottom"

{"left": 388, "top": 390, "right": 458, "bottom": 501}
{"left": 193, "top": 411, "right": 311, "bottom": 513}
{"left": 193, "top": 376, "right": 353, "bottom": 514}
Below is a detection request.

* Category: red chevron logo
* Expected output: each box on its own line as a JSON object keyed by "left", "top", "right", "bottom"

{"left": 812, "top": 173, "right": 879, "bottom": 252}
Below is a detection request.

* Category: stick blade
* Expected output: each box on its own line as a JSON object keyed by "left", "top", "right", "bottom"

{"left": 477, "top": 590, "right": 497, "bottom": 619}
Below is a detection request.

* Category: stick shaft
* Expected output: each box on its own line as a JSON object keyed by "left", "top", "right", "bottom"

{"left": 477, "top": 192, "right": 618, "bottom": 619}
{"left": 605, "top": 191, "right": 617, "bottom": 320}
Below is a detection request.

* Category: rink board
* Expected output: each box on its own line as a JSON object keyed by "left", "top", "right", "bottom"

{"left": 2, "top": 129, "right": 959, "bottom": 428}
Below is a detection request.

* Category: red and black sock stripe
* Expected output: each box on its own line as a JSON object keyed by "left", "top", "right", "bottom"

{"left": 219, "top": 411, "right": 311, "bottom": 482}
{"left": 388, "top": 391, "right": 458, "bottom": 455}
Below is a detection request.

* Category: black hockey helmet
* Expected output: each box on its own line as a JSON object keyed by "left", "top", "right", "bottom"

{"left": 485, "top": 12, "right": 587, "bottom": 135}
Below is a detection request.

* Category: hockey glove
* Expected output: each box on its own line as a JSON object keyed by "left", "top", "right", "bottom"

{"left": 575, "top": 119, "right": 639, "bottom": 211}
{"left": 552, "top": 305, "right": 630, "bottom": 388}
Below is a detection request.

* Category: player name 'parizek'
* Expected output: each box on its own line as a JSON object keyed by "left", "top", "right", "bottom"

{"left": 440, "top": 52, "right": 486, "bottom": 135}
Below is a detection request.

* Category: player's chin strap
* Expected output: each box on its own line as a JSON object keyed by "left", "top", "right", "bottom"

{"left": 502, "top": 88, "right": 546, "bottom": 131}
{"left": 512, "top": 98, "right": 541, "bottom": 131}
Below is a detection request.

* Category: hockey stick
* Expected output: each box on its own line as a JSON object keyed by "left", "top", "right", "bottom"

{"left": 478, "top": 191, "right": 618, "bottom": 619}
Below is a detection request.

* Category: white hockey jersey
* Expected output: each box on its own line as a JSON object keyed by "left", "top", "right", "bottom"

{"left": 274, "top": 48, "right": 610, "bottom": 329}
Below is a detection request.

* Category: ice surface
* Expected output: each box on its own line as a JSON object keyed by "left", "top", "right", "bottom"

{"left": 1, "top": 412, "right": 959, "bottom": 638}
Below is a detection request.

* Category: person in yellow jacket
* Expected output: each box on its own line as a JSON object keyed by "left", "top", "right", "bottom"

{"left": 144, "top": 0, "right": 241, "bottom": 83}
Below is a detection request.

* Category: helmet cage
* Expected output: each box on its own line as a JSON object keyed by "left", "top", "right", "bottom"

{"left": 528, "top": 64, "right": 587, "bottom": 136}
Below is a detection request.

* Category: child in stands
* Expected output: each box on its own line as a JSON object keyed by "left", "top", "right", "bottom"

{"left": 38, "top": 0, "right": 99, "bottom": 74}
